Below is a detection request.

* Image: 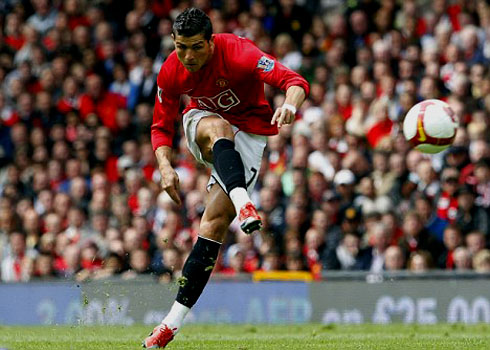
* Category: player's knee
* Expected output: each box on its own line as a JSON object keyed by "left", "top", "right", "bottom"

{"left": 199, "top": 217, "right": 229, "bottom": 240}
{"left": 200, "top": 118, "right": 234, "bottom": 143}
{"left": 197, "top": 118, "right": 235, "bottom": 162}
{"left": 210, "top": 117, "right": 232, "bottom": 132}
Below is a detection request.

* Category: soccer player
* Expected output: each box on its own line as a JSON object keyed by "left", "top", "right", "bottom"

{"left": 143, "top": 8, "right": 309, "bottom": 348}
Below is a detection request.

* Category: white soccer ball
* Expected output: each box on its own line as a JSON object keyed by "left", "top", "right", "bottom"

{"left": 403, "top": 99, "right": 458, "bottom": 154}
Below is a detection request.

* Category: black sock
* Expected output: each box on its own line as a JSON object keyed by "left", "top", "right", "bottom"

{"left": 176, "top": 236, "right": 221, "bottom": 308}
{"left": 212, "top": 138, "right": 246, "bottom": 193}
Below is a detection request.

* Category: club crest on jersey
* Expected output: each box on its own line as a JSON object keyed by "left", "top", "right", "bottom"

{"left": 257, "top": 56, "right": 275, "bottom": 72}
{"left": 216, "top": 78, "right": 228, "bottom": 88}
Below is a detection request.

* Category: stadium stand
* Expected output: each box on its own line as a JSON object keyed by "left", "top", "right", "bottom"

{"left": 0, "top": 0, "right": 490, "bottom": 283}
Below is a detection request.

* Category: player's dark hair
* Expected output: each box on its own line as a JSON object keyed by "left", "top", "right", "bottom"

{"left": 173, "top": 8, "right": 213, "bottom": 40}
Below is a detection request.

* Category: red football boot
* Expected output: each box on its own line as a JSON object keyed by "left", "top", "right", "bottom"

{"left": 238, "top": 202, "right": 262, "bottom": 234}
{"left": 142, "top": 324, "right": 176, "bottom": 349}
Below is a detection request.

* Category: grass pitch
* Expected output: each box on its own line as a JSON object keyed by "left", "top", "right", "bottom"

{"left": 0, "top": 324, "right": 489, "bottom": 349}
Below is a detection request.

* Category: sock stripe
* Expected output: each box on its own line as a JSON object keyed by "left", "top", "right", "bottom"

{"left": 197, "top": 235, "right": 222, "bottom": 245}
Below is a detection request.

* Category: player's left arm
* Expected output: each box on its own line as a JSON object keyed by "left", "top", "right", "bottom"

{"left": 271, "top": 85, "right": 306, "bottom": 128}
{"left": 241, "top": 40, "right": 309, "bottom": 128}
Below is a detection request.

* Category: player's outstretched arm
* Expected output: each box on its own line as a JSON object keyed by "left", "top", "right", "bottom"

{"left": 155, "top": 145, "right": 181, "bottom": 206}
{"left": 271, "top": 85, "right": 307, "bottom": 128}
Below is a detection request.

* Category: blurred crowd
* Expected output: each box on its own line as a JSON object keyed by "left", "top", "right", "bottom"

{"left": 1, "top": 0, "right": 490, "bottom": 283}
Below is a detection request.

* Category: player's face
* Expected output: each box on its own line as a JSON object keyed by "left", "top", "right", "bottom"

{"left": 174, "top": 33, "right": 214, "bottom": 72}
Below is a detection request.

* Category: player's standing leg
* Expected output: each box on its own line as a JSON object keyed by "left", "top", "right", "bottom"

{"left": 142, "top": 185, "right": 235, "bottom": 348}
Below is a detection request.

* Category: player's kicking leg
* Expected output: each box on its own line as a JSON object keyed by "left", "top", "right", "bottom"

{"left": 196, "top": 116, "right": 262, "bottom": 234}
{"left": 195, "top": 116, "right": 262, "bottom": 233}
{"left": 143, "top": 185, "right": 235, "bottom": 348}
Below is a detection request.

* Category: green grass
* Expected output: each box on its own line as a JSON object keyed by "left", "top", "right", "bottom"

{"left": 0, "top": 324, "right": 489, "bottom": 349}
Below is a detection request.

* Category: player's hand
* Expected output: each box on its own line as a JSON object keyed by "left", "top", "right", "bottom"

{"left": 159, "top": 165, "right": 181, "bottom": 206}
{"left": 271, "top": 105, "right": 295, "bottom": 128}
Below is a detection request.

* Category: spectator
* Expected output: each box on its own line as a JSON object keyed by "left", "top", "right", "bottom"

{"left": 438, "top": 224, "right": 463, "bottom": 269}
{"left": 79, "top": 74, "right": 126, "bottom": 132}
{"left": 27, "top": 0, "right": 58, "bottom": 35}
{"left": 474, "top": 158, "right": 490, "bottom": 209}
{"left": 445, "top": 146, "right": 470, "bottom": 172}
{"left": 338, "top": 205, "right": 362, "bottom": 238}
{"left": 282, "top": 230, "right": 301, "bottom": 257}
{"left": 324, "top": 233, "right": 368, "bottom": 270}
{"left": 34, "top": 252, "right": 56, "bottom": 279}
{"left": 54, "top": 244, "right": 80, "bottom": 278}
{"left": 261, "top": 249, "right": 282, "bottom": 271}
{"left": 156, "top": 247, "right": 183, "bottom": 282}
{"left": 354, "top": 176, "right": 376, "bottom": 216}
{"left": 333, "top": 169, "right": 357, "bottom": 208}
{"left": 455, "top": 184, "right": 490, "bottom": 237}
{"left": 62, "top": 206, "right": 89, "bottom": 244}
{"left": 384, "top": 246, "right": 406, "bottom": 271}
{"left": 473, "top": 249, "right": 490, "bottom": 273}
{"left": 93, "top": 252, "right": 124, "bottom": 280}
{"left": 407, "top": 250, "right": 433, "bottom": 273}
{"left": 465, "top": 231, "right": 486, "bottom": 259}
{"left": 273, "top": 33, "right": 302, "bottom": 71}
{"left": 460, "top": 139, "right": 490, "bottom": 185}
{"left": 285, "top": 251, "right": 305, "bottom": 271}
{"left": 366, "top": 223, "right": 391, "bottom": 273}
{"left": 303, "top": 227, "right": 325, "bottom": 273}
{"left": 22, "top": 208, "right": 41, "bottom": 249}
{"left": 1, "top": 232, "right": 32, "bottom": 282}
{"left": 416, "top": 159, "right": 440, "bottom": 199}
{"left": 414, "top": 193, "right": 448, "bottom": 242}
{"left": 284, "top": 203, "right": 307, "bottom": 236}
{"left": 122, "top": 249, "right": 152, "bottom": 279}
{"left": 435, "top": 167, "right": 460, "bottom": 223}
{"left": 307, "top": 172, "right": 327, "bottom": 208}
{"left": 398, "top": 211, "right": 443, "bottom": 263}
{"left": 453, "top": 247, "right": 472, "bottom": 271}
{"left": 307, "top": 129, "right": 336, "bottom": 183}
{"left": 381, "top": 210, "right": 403, "bottom": 246}
{"left": 78, "top": 240, "right": 103, "bottom": 277}
{"left": 271, "top": 0, "right": 311, "bottom": 46}
{"left": 131, "top": 57, "right": 158, "bottom": 106}
{"left": 220, "top": 245, "right": 246, "bottom": 276}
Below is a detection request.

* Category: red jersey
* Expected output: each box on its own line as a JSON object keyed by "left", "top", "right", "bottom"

{"left": 151, "top": 33, "right": 310, "bottom": 150}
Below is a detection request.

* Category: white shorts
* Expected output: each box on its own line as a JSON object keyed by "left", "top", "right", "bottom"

{"left": 183, "top": 109, "right": 267, "bottom": 196}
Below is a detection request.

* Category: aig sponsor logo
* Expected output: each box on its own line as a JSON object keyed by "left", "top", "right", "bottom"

{"left": 194, "top": 89, "right": 240, "bottom": 112}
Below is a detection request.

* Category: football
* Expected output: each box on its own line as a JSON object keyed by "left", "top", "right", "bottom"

{"left": 403, "top": 99, "right": 458, "bottom": 154}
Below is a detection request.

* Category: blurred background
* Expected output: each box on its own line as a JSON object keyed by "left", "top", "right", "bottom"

{"left": 0, "top": 0, "right": 489, "bottom": 326}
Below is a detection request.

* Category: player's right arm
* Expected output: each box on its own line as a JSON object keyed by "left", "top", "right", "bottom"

{"left": 151, "top": 62, "right": 182, "bottom": 205}
{"left": 154, "top": 144, "right": 181, "bottom": 205}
